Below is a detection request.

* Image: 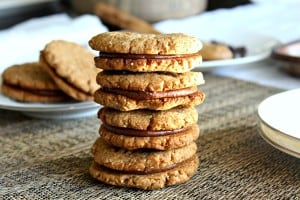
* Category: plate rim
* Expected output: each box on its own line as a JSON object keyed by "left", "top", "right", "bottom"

{"left": 0, "top": 93, "right": 99, "bottom": 112}
{"left": 257, "top": 88, "right": 300, "bottom": 140}
{"left": 257, "top": 88, "right": 300, "bottom": 158}
{"left": 258, "top": 120, "right": 300, "bottom": 158}
{"left": 195, "top": 33, "right": 281, "bottom": 70}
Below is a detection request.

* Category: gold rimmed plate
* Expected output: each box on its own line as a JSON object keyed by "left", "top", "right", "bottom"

{"left": 257, "top": 89, "right": 300, "bottom": 158}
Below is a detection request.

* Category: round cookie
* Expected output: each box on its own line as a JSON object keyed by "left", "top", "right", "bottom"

{"left": 92, "top": 137, "right": 197, "bottom": 173}
{"left": 89, "top": 32, "right": 203, "bottom": 73}
{"left": 89, "top": 155, "right": 199, "bottom": 190}
{"left": 99, "top": 124, "right": 200, "bottom": 150}
{"left": 97, "top": 71, "right": 205, "bottom": 92}
{"left": 98, "top": 106, "right": 198, "bottom": 131}
{"left": 89, "top": 32, "right": 202, "bottom": 55}
{"left": 94, "top": 89, "right": 205, "bottom": 111}
{"left": 1, "top": 62, "right": 69, "bottom": 102}
{"left": 199, "top": 42, "right": 233, "bottom": 61}
{"left": 40, "top": 40, "right": 101, "bottom": 101}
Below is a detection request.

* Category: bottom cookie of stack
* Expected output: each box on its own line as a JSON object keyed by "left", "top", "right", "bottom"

{"left": 89, "top": 138, "right": 199, "bottom": 190}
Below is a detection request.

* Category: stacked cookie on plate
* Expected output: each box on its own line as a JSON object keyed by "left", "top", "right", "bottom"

{"left": 89, "top": 32, "right": 205, "bottom": 190}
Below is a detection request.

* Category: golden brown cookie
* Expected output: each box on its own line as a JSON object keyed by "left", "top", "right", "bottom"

{"left": 89, "top": 155, "right": 199, "bottom": 190}
{"left": 98, "top": 106, "right": 198, "bottom": 131}
{"left": 40, "top": 40, "right": 100, "bottom": 101}
{"left": 199, "top": 42, "right": 233, "bottom": 61}
{"left": 97, "top": 71, "right": 205, "bottom": 92}
{"left": 99, "top": 123, "right": 200, "bottom": 150}
{"left": 89, "top": 32, "right": 202, "bottom": 73}
{"left": 1, "top": 62, "right": 69, "bottom": 102}
{"left": 92, "top": 137, "right": 197, "bottom": 173}
{"left": 94, "top": 88, "right": 205, "bottom": 111}
{"left": 89, "top": 32, "right": 202, "bottom": 54}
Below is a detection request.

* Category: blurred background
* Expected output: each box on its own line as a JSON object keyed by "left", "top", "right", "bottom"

{"left": 1, "top": 0, "right": 300, "bottom": 88}
{"left": 0, "top": 0, "right": 251, "bottom": 29}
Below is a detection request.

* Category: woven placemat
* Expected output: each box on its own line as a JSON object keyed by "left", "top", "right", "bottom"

{"left": 0, "top": 74, "right": 299, "bottom": 199}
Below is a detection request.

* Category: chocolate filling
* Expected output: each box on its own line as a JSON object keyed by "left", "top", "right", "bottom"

{"left": 100, "top": 70, "right": 178, "bottom": 77}
{"left": 103, "top": 123, "right": 189, "bottom": 137}
{"left": 99, "top": 52, "right": 200, "bottom": 59}
{"left": 101, "top": 87, "right": 198, "bottom": 100}
{"left": 3, "top": 81, "right": 64, "bottom": 96}
{"left": 97, "top": 156, "right": 195, "bottom": 175}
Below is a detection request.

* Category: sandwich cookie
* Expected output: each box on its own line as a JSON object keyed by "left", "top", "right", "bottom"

{"left": 95, "top": 69, "right": 205, "bottom": 111}
{"left": 40, "top": 40, "right": 100, "bottom": 101}
{"left": 1, "top": 62, "right": 69, "bottom": 102}
{"left": 90, "top": 138, "right": 199, "bottom": 190}
{"left": 89, "top": 32, "right": 202, "bottom": 73}
{"left": 90, "top": 156, "right": 198, "bottom": 190}
{"left": 98, "top": 106, "right": 200, "bottom": 150}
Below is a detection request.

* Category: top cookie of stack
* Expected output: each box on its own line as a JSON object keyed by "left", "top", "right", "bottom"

{"left": 89, "top": 32, "right": 202, "bottom": 73}
{"left": 89, "top": 32, "right": 205, "bottom": 111}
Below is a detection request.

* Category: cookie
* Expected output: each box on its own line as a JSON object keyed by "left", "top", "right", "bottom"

{"left": 94, "top": 2, "right": 160, "bottom": 34}
{"left": 89, "top": 32, "right": 202, "bottom": 73}
{"left": 199, "top": 42, "right": 233, "bottom": 61}
{"left": 98, "top": 106, "right": 198, "bottom": 131}
{"left": 89, "top": 32, "right": 202, "bottom": 54}
{"left": 40, "top": 40, "right": 100, "bottom": 101}
{"left": 94, "top": 88, "right": 205, "bottom": 111}
{"left": 97, "top": 71, "right": 205, "bottom": 92}
{"left": 99, "top": 123, "right": 200, "bottom": 150}
{"left": 1, "top": 62, "right": 69, "bottom": 102}
{"left": 89, "top": 154, "right": 199, "bottom": 190}
{"left": 92, "top": 137, "right": 197, "bottom": 173}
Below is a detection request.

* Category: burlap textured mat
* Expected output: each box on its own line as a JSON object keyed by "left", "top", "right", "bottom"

{"left": 0, "top": 74, "right": 299, "bottom": 199}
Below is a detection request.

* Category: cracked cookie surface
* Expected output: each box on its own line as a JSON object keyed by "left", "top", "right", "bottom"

{"left": 98, "top": 106, "right": 198, "bottom": 131}
{"left": 40, "top": 40, "right": 100, "bottom": 101}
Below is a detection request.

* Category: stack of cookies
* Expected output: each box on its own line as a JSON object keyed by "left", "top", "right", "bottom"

{"left": 88, "top": 32, "right": 205, "bottom": 190}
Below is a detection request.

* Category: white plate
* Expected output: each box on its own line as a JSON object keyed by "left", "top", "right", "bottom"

{"left": 0, "top": 92, "right": 100, "bottom": 119}
{"left": 195, "top": 33, "right": 280, "bottom": 70}
{"left": 257, "top": 89, "right": 300, "bottom": 158}
{"left": 0, "top": 76, "right": 100, "bottom": 119}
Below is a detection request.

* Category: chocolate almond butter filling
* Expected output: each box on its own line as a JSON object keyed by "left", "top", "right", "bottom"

{"left": 2, "top": 81, "right": 64, "bottom": 96}
{"left": 99, "top": 52, "right": 200, "bottom": 59}
{"left": 96, "top": 156, "right": 196, "bottom": 175}
{"left": 101, "top": 87, "right": 198, "bottom": 100}
{"left": 102, "top": 123, "right": 189, "bottom": 137}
